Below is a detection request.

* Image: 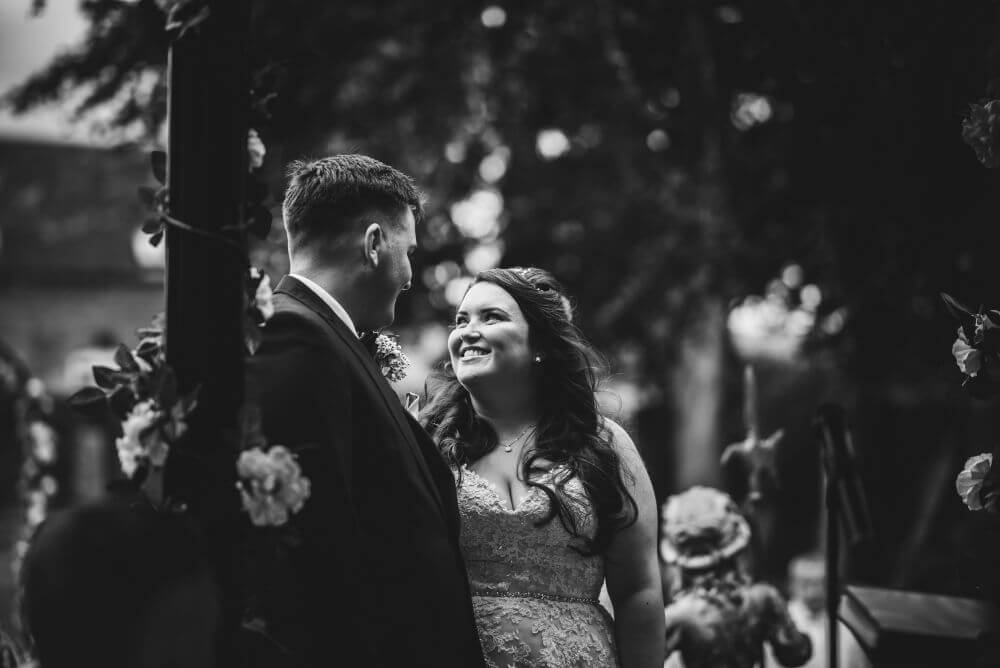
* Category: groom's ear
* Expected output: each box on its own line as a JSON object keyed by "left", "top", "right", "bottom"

{"left": 363, "top": 223, "right": 383, "bottom": 268}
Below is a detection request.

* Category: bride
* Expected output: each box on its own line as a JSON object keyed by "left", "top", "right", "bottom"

{"left": 422, "top": 267, "right": 664, "bottom": 667}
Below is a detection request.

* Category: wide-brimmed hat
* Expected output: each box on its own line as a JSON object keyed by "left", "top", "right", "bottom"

{"left": 660, "top": 486, "right": 751, "bottom": 570}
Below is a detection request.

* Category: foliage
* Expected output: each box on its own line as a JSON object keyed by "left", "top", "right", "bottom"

{"left": 8, "top": 0, "right": 998, "bottom": 379}
{"left": 962, "top": 99, "right": 1000, "bottom": 168}
{"left": 68, "top": 314, "right": 199, "bottom": 482}
{"left": 943, "top": 293, "right": 1000, "bottom": 398}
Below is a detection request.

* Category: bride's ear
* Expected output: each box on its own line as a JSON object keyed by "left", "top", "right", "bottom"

{"left": 363, "top": 223, "right": 383, "bottom": 268}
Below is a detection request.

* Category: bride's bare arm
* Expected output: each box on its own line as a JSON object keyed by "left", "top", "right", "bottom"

{"left": 602, "top": 419, "right": 666, "bottom": 668}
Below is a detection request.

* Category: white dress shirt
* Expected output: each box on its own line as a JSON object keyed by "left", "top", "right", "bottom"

{"left": 288, "top": 273, "right": 358, "bottom": 337}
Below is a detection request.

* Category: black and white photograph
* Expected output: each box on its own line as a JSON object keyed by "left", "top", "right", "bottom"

{"left": 1, "top": 1, "right": 999, "bottom": 667}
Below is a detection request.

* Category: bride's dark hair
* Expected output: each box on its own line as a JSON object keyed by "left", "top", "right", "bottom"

{"left": 421, "top": 267, "right": 638, "bottom": 555}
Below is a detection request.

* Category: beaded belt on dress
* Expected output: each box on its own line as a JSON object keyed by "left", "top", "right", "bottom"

{"left": 472, "top": 588, "right": 600, "bottom": 606}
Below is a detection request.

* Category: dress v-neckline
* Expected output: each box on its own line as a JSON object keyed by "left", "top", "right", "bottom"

{"left": 462, "top": 464, "right": 540, "bottom": 514}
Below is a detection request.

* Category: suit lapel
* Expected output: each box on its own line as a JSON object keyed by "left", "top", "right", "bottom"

{"left": 274, "top": 277, "right": 448, "bottom": 519}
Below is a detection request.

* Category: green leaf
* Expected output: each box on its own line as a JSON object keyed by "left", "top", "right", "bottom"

{"left": 157, "top": 366, "right": 178, "bottom": 408}
{"left": 134, "top": 339, "right": 160, "bottom": 362}
{"left": 138, "top": 185, "right": 158, "bottom": 208}
{"left": 68, "top": 386, "right": 107, "bottom": 411}
{"left": 142, "top": 218, "right": 162, "bottom": 235}
{"left": 151, "top": 151, "right": 167, "bottom": 185}
{"left": 115, "top": 344, "right": 140, "bottom": 372}
{"left": 149, "top": 229, "right": 164, "bottom": 247}
{"left": 108, "top": 386, "right": 136, "bottom": 421}
{"left": 93, "top": 365, "right": 124, "bottom": 390}
{"left": 136, "top": 326, "right": 162, "bottom": 339}
{"left": 942, "top": 292, "right": 975, "bottom": 320}
{"left": 167, "top": 2, "right": 211, "bottom": 38}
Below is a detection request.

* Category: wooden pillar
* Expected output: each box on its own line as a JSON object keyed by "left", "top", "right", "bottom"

{"left": 163, "top": 1, "right": 250, "bottom": 664}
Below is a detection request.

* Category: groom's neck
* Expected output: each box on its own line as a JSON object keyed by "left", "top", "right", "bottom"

{"left": 290, "top": 262, "right": 363, "bottom": 319}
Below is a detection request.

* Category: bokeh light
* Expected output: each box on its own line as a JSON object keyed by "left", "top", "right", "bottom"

{"left": 131, "top": 227, "right": 165, "bottom": 270}
{"left": 464, "top": 241, "right": 505, "bottom": 274}
{"left": 478, "top": 146, "right": 510, "bottom": 183}
{"left": 481, "top": 6, "right": 507, "bottom": 29}
{"left": 445, "top": 276, "right": 474, "bottom": 306}
{"left": 450, "top": 189, "right": 504, "bottom": 240}
{"left": 536, "top": 128, "right": 571, "bottom": 160}
{"left": 646, "top": 129, "right": 671, "bottom": 152}
{"left": 445, "top": 140, "right": 467, "bottom": 163}
{"left": 731, "top": 93, "right": 774, "bottom": 131}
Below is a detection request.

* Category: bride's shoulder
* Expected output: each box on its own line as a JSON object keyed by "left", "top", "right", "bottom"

{"left": 597, "top": 417, "right": 646, "bottom": 482}
{"left": 598, "top": 417, "right": 637, "bottom": 454}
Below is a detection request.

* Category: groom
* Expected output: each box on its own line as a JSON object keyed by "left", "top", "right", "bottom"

{"left": 243, "top": 155, "right": 484, "bottom": 667}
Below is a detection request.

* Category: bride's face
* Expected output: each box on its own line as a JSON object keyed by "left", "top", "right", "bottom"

{"left": 449, "top": 282, "right": 535, "bottom": 393}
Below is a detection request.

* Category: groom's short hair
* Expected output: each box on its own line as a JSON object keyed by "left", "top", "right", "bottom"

{"left": 282, "top": 154, "right": 424, "bottom": 252}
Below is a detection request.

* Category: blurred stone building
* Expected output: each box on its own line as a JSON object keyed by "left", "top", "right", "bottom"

{"left": 0, "top": 137, "right": 164, "bottom": 623}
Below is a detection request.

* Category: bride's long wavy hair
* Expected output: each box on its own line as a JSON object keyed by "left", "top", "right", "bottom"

{"left": 421, "top": 267, "right": 638, "bottom": 555}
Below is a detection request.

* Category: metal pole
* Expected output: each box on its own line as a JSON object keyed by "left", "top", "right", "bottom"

{"left": 825, "top": 444, "right": 840, "bottom": 668}
{"left": 816, "top": 405, "right": 843, "bottom": 668}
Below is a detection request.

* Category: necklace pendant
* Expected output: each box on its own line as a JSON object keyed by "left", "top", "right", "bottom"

{"left": 504, "top": 445, "right": 513, "bottom": 453}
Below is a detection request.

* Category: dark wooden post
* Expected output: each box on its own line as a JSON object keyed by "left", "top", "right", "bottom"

{"left": 163, "top": 1, "right": 251, "bottom": 664}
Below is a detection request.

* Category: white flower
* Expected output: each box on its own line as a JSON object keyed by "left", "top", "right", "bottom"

{"left": 237, "top": 445, "right": 312, "bottom": 527}
{"left": 115, "top": 400, "right": 165, "bottom": 478}
{"left": 28, "top": 420, "right": 57, "bottom": 464}
{"left": 952, "top": 328, "right": 983, "bottom": 377}
{"left": 957, "top": 452, "right": 993, "bottom": 511}
{"left": 247, "top": 129, "right": 266, "bottom": 171}
{"left": 374, "top": 334, "right": 410, "bottom": 383}
{"left": 254, "top": 271, "right": 275, "bottom": 321}
{"left": 26, "top": 490, "right": 48, "bottom": 527}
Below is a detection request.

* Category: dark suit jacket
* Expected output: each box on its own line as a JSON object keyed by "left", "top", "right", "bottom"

{"left": 242, "top": 276, "right": 484, "bottom": 668}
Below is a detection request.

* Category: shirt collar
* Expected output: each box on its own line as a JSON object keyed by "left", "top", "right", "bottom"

{"left": 288, "top": 273, "right": 358, "bottom": 337}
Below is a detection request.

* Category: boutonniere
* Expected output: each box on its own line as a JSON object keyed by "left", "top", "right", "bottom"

{"left": 373, "top": 333, "right": 410, "bottom": 383}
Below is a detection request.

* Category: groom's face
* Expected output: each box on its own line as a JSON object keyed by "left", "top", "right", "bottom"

{"left": 370, "top": 206, "right": 417, "bottom": 328}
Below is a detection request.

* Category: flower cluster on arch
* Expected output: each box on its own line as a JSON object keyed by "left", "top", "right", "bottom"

{"left": 944, "top": 293, "right": 998, "bottom": 512}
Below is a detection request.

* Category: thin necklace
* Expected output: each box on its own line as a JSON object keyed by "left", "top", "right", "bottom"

{"left": 500, "top": 423, "right": 537, "bottom": 453}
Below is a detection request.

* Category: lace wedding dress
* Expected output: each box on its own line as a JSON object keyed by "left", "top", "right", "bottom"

{"left": 455, "top": 464, "right": 618, "bottom": 667}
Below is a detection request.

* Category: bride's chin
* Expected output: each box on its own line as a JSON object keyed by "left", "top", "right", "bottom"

{"left": 456, "top": 368, "right": 492, "bottom": 388}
